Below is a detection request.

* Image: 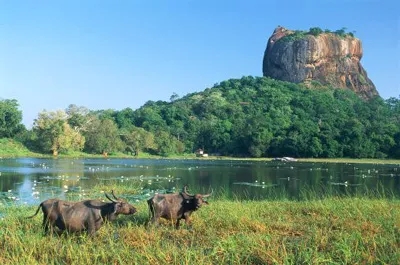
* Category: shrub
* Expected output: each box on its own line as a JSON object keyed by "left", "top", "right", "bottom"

{"left": 309, "top": 27, "right": 323, "bottom": 36}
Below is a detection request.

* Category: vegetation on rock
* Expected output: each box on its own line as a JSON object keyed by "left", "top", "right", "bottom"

{"left": 279, "top": 27, "right": 355, "bottom": 42}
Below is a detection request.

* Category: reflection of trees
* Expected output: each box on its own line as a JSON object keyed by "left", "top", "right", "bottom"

{"left": 0, "top": 173, "right": 24, "bottom": 193}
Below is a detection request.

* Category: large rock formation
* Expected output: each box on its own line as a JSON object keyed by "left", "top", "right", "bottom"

{"left": 262, "top": 27, "right": 378, "bottom": 99}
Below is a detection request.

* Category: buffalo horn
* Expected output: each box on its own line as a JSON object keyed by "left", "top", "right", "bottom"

{"left": 111, "top": 190, "right": 119, "bottom": 200}
{"left": 183, "top": 185, "right": 194, "bottom": 196}
{"left": 202, "top": 189, "right": 213, "bottom": 198}
{"left": 105, "top": 192, "right": 117, "bottom": 203}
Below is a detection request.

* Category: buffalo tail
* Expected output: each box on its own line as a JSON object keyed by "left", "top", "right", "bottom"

{"left": 26, "top": 203, "right": 42, "bottom": 218}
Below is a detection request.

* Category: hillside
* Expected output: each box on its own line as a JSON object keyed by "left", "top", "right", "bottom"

{"left": 0, "top": 138, "right": 41, "bottom": 157}
{"left": 127, "top": 76, "right": 399, "bottom": 158}
{"left": 2, "top": 77, "right": 399, "bottom": 159}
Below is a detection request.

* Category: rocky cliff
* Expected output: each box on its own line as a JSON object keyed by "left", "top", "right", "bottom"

{"left": 262, "top": 27, "right": 378, "bottom": 99}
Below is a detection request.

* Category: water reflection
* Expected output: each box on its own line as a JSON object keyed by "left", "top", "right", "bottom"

{"left": 0, "top": 158, "right": 399, "bottom": 206}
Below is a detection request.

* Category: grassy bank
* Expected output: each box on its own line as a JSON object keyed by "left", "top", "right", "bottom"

{"left": 0, "top": 138, "right": 43, "bottom": 158}
{"left": 2, "top": 138, "right": 400, "bottom": 164}
{"left": 0, "top": 197, "right": 398, "bottom": 264}
{"left": 297, "top": 157, "right": 400, "bottom": 165}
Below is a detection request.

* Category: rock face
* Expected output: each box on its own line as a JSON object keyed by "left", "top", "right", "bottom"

{"left": 262, "top": 27, "right": 378, "bottom": 99}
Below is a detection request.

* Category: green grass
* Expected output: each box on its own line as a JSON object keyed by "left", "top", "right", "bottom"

{"left": 0, "top": 138, "right": 44, "bottom": 158}
{"left": 2, "top": 138, "right": 400, "bottom": 165}
{"left": 0, "top": 196, "right": 398, "bottom": 264}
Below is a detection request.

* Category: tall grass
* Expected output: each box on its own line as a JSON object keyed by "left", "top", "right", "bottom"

{"left": 0, "top": 193, "right": 398, "bottom": 264}
{"left": 0, "top": 138, "right": 42, "bottom": 158}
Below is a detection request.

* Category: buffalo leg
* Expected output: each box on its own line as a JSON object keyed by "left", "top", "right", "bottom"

{"left": 184, "top": 213, "right": 192, "bottom": 229}
{"left": 175, "top": 219, "right": 181, "bottom": 229}
{"left": 42, "top": 215, "right": 50, "bottom": 234}
{"left": 150, "top": 215, "right": 160, "bottom": 226}
{"left": 147, "top": 201, "right": 159, "bottom": 227}
{"left": 42, "top": 215, "right": 57, "bottom": 235}
{"left": 88, "top": 227, "right": 96, "bottom": 237}
{"left": 87, "top": 220, "right": 96, "bottom": 237}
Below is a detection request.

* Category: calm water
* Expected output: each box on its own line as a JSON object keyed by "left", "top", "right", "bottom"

{"left": 0, "top": 158, "right": 399, "bottom": 206}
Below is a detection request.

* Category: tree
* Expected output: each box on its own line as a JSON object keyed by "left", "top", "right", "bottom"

{"left": 115, "top": 108, "right": 135, "bottom": 130}
{"left": 170, "top": 92, "right": 180, "bottom": 102}
{"left": 335, "top": 27, "right": 348, "bottom": 37}
{"left": 154, "top": 131, "right": 183, "bottom": 156}
{"left": 23, "top": 76, "right": 395, "bottom": 159}
{"left": 84, "top": 118, "right": 123, "bottom": 155}
{"left": 65, "top": 104, "right": 93, "bottom": 132}
{"left": 0, "top": 99, "right": 24, "bottom": 138}
{"left": 309, "top": 27, "right": 323, "bottom": 36}
{"left": 33, "top": 110, "right": 67, "bottom": 154}
{"left": 33, "top": 110, "right": 85, "bottom": 155}
{"left": 57, "top": 122, "right": 85, "bottom": 153}
{"left": 122, "top": 127, "right": 156, "bottom": 156}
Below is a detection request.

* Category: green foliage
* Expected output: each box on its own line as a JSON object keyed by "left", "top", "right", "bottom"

{"left": 359, "top": 74, "right": 367, "bottom": 85}
{"left": 0, "top": 138, "right": 41, "bottom": 157}
{"left": 279, "top": 27, "right": 356, "bottom": 43}
{"left": 84, "top": 118, "right": 124, "bottom": 154}
{"left": 308, "top": 27, "right": 323, "bottom": 36}
{"left": 32, "top": 110, "right": 67, "bottom": 154}
{"left": 111, "top": 76, "right": 399, "bottom": 159}
{"left": 0, "top": 99, "right": 24, "bottom": 138}
{"left": 279, "top": 30, "right": 308, "bottom": 42}
{"left": 154, "top": 131, "right": 184, "bottom": 156}
{"left": 170, "top": 92, "right": 180, "bottom": 102}
{"left": 65, "top": 104, "right": 94, "bottom": 132}
{"left": 2, "top": 76, "right": 399, "bottom": 159}
{"left": 114, "top": 108, "right": 135, "bottom": 130}
{"left": 334, "top": 27, "right": 355, "bottom": 38}
{"left": 122, "top": 126, "right": 156, "bottom": 156}
{"left": 57, "top": 122, "right": 85, "bottom": 153}
{"left": 32, "top": 110, "right": 85, "bottom": 154}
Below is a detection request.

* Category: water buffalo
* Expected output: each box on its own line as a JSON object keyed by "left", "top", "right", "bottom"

{"left": 27, "top": 191, "right": 137, "bottom": 236}
{"left": 147, "top": 186, "right": 212, "bottom": 229}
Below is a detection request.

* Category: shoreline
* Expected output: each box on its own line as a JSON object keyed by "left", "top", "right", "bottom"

{"left": 1, "top": 152, "right": 400, "bottom": 165}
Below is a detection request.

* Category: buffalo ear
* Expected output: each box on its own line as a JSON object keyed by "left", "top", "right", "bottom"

{"left": 113, "top": 202, "right": 122, "bottom": 214}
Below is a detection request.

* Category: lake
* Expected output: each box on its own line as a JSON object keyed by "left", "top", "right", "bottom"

{"left": 0, "top": 158, "right": 399, "bottom": 206}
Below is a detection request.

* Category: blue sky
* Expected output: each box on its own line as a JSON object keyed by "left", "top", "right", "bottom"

{"left": 1, "top": 0, "right": 399, "bottom": 127}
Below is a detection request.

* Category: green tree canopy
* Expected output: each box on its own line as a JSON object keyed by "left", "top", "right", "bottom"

{"left": 122, "top": 126, "right": 156, "bottom": 156}
{"left": 84, "top": 118, "right": 123, "bottom": 154}
{"left": 33, "top": 110, "right": 85, "bottom": 154}
{"left": 0, "top": 99, "right": 24, "bottom": 138}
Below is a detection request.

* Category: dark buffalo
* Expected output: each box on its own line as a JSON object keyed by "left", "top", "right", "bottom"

{"left": 27, "top": 191, "right": 137, "bottom": 236}
{"left": 147, "top": 186, "right": 212, "bottom": 229}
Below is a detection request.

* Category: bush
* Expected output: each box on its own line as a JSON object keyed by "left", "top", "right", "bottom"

{"left": 309, "top": 27, "right": 323, "bottom": 36}
{"left": 279, "top": 30, "right": 308, "bottom": 42}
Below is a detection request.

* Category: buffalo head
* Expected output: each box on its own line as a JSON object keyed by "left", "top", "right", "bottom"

{"left": 181, "top": 186, "right": 212, "bottom": 209}
{"left": 105, "top": 190, "right": 137, "bottom": 215}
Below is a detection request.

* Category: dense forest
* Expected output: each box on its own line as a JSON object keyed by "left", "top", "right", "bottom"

{"left": 1, "top": 76, "right": 399, "bottom": 158}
